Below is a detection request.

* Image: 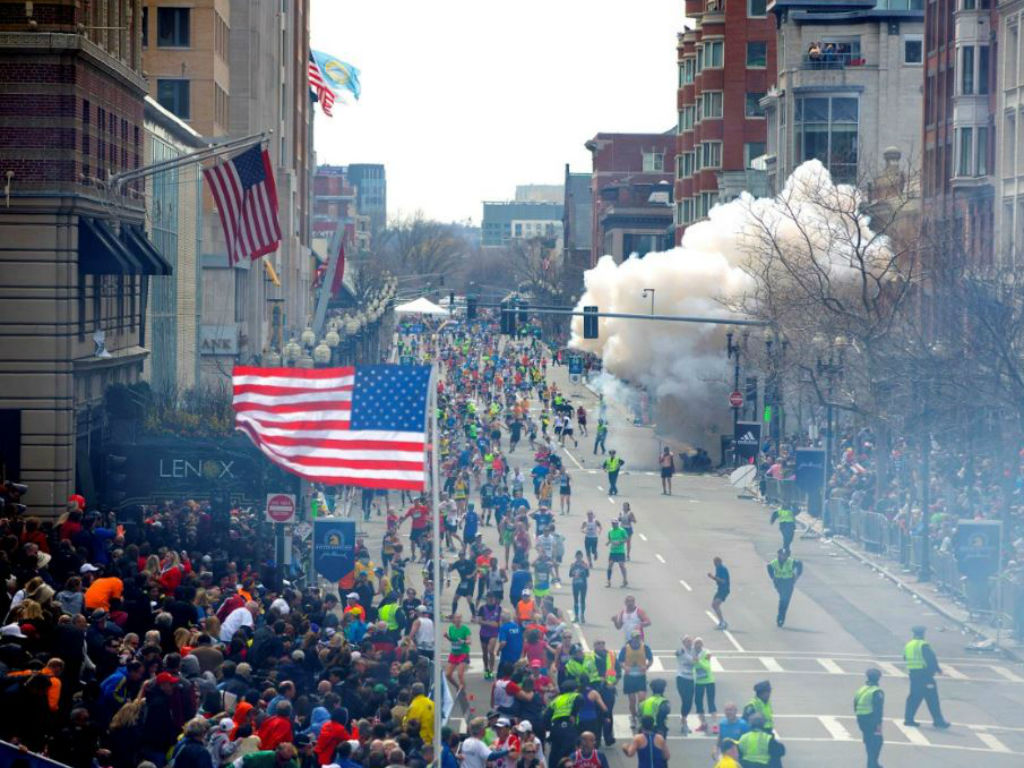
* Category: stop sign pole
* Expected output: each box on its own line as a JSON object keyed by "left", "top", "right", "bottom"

{"left": 729, "top": 390, "right": 744, "bottom": 409}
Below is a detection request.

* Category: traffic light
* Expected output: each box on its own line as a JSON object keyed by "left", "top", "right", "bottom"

{"left": 449, "top": 291, "right": 455, "bottom": 308}
{"left": 745, "top": 376, "right": 758, "bottom": 415}
{"left": 467, "top": 296, "right": 477, "bottom": 319}
{"left": 517, "top": 300, "right": 529, "bottom": 326}
{"left": 583, "top": 305, "right": 599, "bottom": 339}
{"left": 500, "top": 301, "right": 517, "bottom": 335}
{"left": 103, "top": 453, "right": 128, "bottom": 506}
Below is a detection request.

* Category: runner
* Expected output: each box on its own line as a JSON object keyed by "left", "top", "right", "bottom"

{"left": 476, "top": 592, "right": 502, "bottom": 680}
{"left": 659, "top": 447, "right": 675, "bottom": 495}
{"left": 606, "top": 518, "right": 629, "bottom": 588}
{"left": 618, "top": 630, "right": 654, "bottom": 730}
{"left": 558, "top": 469, "right": 572, "bottom": 516}
{"left": 569, "top": 550, "right": 590, "bottom": 623}
{"left": 577, "top": 404, "right": 588, "bottom": 436}
{"left": 612, "top": 594, "right": 652, "bottom": 641}
{"left": 581, "top": 510, "right": 602, "bottom": 567}
{"left": 618, "top": 502, "right": 637, "bottom": 561}
{"left": 708, "top": 556, "right": 731, "bottom": 630}
{"left": 446, "top": 613, "right": 472, "bottom": 692}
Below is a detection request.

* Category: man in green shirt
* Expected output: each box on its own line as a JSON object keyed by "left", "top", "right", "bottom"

{"left": 606, "top": 519, "right": 629, "bottom": 587}
{"left": 445, "top": 613, "right": 472, "bottom": 692}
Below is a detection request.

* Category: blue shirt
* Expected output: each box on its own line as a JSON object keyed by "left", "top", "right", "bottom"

{"left": 718, "top": 716, "right": 749, "bottom": 743}
{"left": 510, "top": 496, "right": 530, "bottom": 513}
{"left": 510, "top": 569, "right": 532, "bottom": 602}
{"left": 531, "top": 511, "right": 553, "bottom": 535}
{"left": 463, "top": 511, "right": 479, "bottom": 542}
{"left": 715, "top": 564, "right": 730, "bottom": 591}
{"left": 498, "top": 621, "right": 523, "bottom": 661}
{"left": 493, "top": 492, "right": 510, "bottom": 514}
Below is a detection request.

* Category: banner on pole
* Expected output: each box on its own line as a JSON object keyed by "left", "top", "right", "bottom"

{"left": 733, "top": 421, "right": 761, "bottom": 462}
{"left": 312, "top": 519, "right": 356, "bottom": 583}
{"left": 795, "top": 448, "right": 826, "bottom": 494}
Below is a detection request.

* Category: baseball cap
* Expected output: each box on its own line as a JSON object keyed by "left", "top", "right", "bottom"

{"left": 516, "top": 720, "right": 533, "bottom": 733}
{"left": 79, "top": 563, "right": 100, "bottom": 574}
{"left": 496, "top": 717, "right": 511, "bottom": 727}
{"left": 155, "top": 672, "right": 179, "bottom": 685}
{"left": 1, "top": 623, "right": 27, "bottom": 639}
{"left": 346, "top": 592, "right": 359, "bottom": 599}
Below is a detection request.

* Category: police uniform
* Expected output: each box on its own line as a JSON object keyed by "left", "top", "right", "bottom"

{"left": 854, "top": 670, "right": 884, "bottom": 768}
{"left": 903, "top": 627, "right": 950, "bottom": 728}
{"left": 639, "top": 693, "right": 669, "bottom": 736}
{"left": 766, "top": 552, "right": 802, "bottom": 627}
{"left": 545, "top": 689, "right": 583, "bottom": 768}
{"left": 772, "top": 507, "right": 796, "bottom": 550}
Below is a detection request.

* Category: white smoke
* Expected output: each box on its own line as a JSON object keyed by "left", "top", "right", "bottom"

{"left": 569, "top": 160, "right": 881, "bottom": 449}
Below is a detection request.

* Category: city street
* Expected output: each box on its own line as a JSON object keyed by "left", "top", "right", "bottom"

{"left": 427, "top": 363, "right": 1024, "bottom": 768}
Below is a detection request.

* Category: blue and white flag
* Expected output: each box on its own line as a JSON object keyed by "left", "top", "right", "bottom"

{"left": 310, "top": 50, "right": 361, "bottom": 105}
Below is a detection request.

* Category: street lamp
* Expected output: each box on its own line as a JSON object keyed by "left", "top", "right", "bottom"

{"left": 764, "top": 328, "right": 789, "bottom": 453}
{"left": 300, "top": 324, "right": 316, "bottom": 348}
{"left": 725, "top": 326, "right": 746, "bottom": 465}
{"left": 283, "top": 337, "right": 302, "bottom": 364}
{"left": 641, "top": 288, "right": 656, "bottom": 316}
{"left": 815, "top": 333, "right": 847, "bottom": 529}
{"left": 313, "top": 339, "right": 332, "bottom": 367}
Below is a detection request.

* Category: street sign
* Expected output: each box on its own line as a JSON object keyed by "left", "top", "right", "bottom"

{"left": 729, "top": 390, "right": 744, "bottom": 408}
{"left": 568, "top": 356, "right": 583, "bottom": 375}
{"left": 265, "top": 493, "right": 296, "bottom": 524}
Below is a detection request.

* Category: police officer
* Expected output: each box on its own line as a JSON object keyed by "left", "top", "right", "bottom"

{"left": 766, "top": 549, "right": 802, "bottom": 627}
{"left": 903, "top": 625, "right": 951, "bottom": 729}
{"left": 377, "top": 591, "right": 405, "bottom": 643}
{"left": 770, "top": 506, "right": 797, "bottom": 551}
{"left": 590, "top": 639, "right": 619, "bottom": 747}
{"left": 603, "top": 450, "right": 625, "bottom": 496}
{"left": 854, "top": 667, "right": 884, "bottom": 768}
{"left": 545, "top": 677, "right": 584, "bottom": 768}
{"left": 742, "top": 681, "right": 774, "bottom": 733}
{"left": 737, "top": 714, "right": 785, "bottom": 768}
{"left": 639, "top": 678, "right": 670, "bottom": 737}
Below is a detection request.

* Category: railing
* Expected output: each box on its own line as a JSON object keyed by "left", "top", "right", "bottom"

{"left": 801, "top": 54, "right": 866, "bottom": 70}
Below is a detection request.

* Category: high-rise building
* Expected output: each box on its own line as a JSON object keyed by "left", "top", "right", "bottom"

{"left": 586, "top": 131, "right": 676, "bottom": 262}
{"left": 0, "top": 1, "right": 170, "bottom": 515}
{"left": 761, "top": 0, "right": 925, "bottom": 194}
{"left": 562, "top": 167, "right": 593, "bottom": 291}
{"left": 996, "top": 4, "right": 1022, "bottom": 270}
{"left": 481, "top": 201, "right": 564, "bottom": 247}
{"left": 346, "top": 164, "right": 387, "bottom": 237}
{"left": 675, "top": 0, "right": 776, "bottom": 240}
{"left": 921, "top": 0, "right": 997, "bottom": 267}
{"left": 314, "top": 165, "right": 372, "bottom": 256}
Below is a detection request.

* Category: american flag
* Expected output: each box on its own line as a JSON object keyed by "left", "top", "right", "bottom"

{"left": 308, "top": 55, "right": 335, "bottom": 116}
{"left": 233, "top": 364, "right": 432, "bottom": 490}
{"left": 203, "top": 145, "right": 282, "bottom": 266}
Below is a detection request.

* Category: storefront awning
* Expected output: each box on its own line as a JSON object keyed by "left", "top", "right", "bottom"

{"left": 78, "top": 217, "right": 142, "bottom": 275}
{"left": 122, "top": 225, "right": 173, "bottom": 276}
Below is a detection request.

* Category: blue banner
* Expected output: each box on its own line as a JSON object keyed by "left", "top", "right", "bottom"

{"left": 568, "top": 356, "right": 583, "bottom": 375}
{"left": 795, "top": 447, "right": 826, "bottom": 493}
{"left": 313, "top": 519, "right": 356, "bottom": 583}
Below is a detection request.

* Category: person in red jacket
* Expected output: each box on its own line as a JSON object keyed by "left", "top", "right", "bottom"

{"left": 258, "top": 700, "right": 295, "bottom": 751}
{"left": 314, "top": 708, "right": 358, "bottom": 765}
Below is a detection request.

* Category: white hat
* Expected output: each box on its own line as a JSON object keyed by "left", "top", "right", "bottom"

{"left": 521, "top": 588, "right": 532, "bottom": 596}
{"left": 1, "top": 623, "right": 27, "bottom": 639}
{"left": 496, "top": 717, "right": 511, "bottom": 727}
{"left": 515, "top": 720, "right": 533, "bottom": 733}
{"left": 80, "top": 563, "right": 100, "bottom": 574}
{"left": 346, "top": 592, "right": 360, "bottom": 599}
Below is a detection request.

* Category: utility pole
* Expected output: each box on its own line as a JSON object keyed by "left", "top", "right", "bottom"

{"left": 641, "top": 288, "right": 656, "bottom": 316}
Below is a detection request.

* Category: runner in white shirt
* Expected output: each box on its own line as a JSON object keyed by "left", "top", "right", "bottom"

{"left": 611, "top": 594, "right": 652, "bottom": 642}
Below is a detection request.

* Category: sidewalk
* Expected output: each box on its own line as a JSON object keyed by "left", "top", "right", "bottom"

{"left": 796, "top": 509, "right": 1024, "bottom": 663}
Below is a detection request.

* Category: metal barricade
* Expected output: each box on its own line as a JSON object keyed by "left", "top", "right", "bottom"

{"left": 826, "top": 498, "right": 851, "bottom": 536}
{"left": 859, "top": 511, "right": 886, "bottom": 553}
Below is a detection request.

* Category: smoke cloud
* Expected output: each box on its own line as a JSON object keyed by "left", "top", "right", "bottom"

{"left": 569, "top": 160, "right": 876, "bottom": 450}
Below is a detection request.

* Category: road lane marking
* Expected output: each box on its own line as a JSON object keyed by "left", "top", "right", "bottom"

{"left": 710, "top": 656, "right": 724, "bottom": 673}
{"left": 704, "top": 610, "right": 744, "bottom": 652}
{"left": 817, "top": 658, "right": 845, "bottom": 675}
{"left": 563, "top": 448, "right": 584, "bottom": 470}
{"left": 655, "top": 553, "right": 666, "bottom": 563}
{"left": 892, "top": 719, "right": 930, "bottom": 745}
{"left": 975, "top": 731, "right": 1011, "bottom": 753}
{"left": 680, "top": 579, "right": 692, "bottom": 591}
{"left": 608, "top": 497, "right": 615, "bottom": 504}
{"left": 638, "top": 533, "right": 648, "bottom": 541}
{"left": 877, "top": 661, "right": 906, "bottom": 678}
{"left": 819, "top": 716, "right": 854, "bottom": 741}
{"left": 942, "top": 664, "right": 968, "bottom": 680}
{"left": 648, "top": 656, "right": 665, "bottom": 672}
{"left": 759, "top": 656, "right": 784, "bottom": 673}
{"left": 613, "top": 714, "right": 633, "bottom": 739}
{"left": 990, "top": 665, "right": 1024, "bottom": 683}
{"left": 588, "top": 469, "right": 597, "bottom": 474}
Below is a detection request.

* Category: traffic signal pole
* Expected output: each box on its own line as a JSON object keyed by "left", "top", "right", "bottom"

{"left": 485, "top": 304, "right": 768, "bottom": 328}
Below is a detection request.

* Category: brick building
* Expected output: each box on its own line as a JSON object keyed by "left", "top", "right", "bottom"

{"left": 0, "top": 0, "right": 171, "bottom": 514}
{"left": 313, "top": 164, "right": 371, "bottom": 256}
{"left": 585, "top": 131, "right": 676, "bottom": 262}
{"left": 675, "top": 0, "right": 776, "bottom": 241}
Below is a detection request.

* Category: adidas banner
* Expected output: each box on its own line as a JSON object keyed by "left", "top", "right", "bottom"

{"left": 734, "top": 421, "right": 761, "bottom": 462}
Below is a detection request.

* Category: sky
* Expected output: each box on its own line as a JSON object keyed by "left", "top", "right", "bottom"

{"left": 311, "top": 0, "right": 682, "bottom": 225}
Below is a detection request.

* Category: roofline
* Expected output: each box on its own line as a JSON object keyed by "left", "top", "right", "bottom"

{"left": 143, "top": 96, "right": 206, "bottom": 147}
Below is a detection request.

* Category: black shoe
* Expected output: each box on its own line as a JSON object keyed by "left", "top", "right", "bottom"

{"left": 934, "top": 721, "right": 951, "bottom": 729}
{"left": 903, "top": 721, "right": 921, "bottom": 727}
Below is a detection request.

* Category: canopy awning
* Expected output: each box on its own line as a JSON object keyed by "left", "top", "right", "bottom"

{"left": 122, "top": 225, "right": 173, "bottom": 276}
{"left": 78, "top": 218, "right": 173, "bottom": 276}
{"left": 394, "top": 297, "right": 450, "bottom": 316}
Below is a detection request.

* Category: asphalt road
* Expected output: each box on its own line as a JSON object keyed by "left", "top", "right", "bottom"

{"left": 375, "top": 360, "right": 1024, "bottom": 767}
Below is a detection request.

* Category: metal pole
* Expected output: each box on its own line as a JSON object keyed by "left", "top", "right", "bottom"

{"left": 824, "top": 399, "right": 833, "bottom": 530}
{"left": 108, "top": 131, "right": 270, "bottom": 189}
{"left": 732, "top": 352, "right": 740, "bottom": 466}
{"left": 919, "top": 433, "right": 931, "bottom": 581}
{"left": 430, "top": 364, "right": 443, "bottom": 746}
{"left": 495, "top": 306, "right": 768, "bottom": 326}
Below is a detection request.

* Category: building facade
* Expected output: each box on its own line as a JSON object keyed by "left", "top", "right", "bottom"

{"left": 761, "top": 0, "right": 925, "bottom": 193}
{"left": 481, "top": 201, "right": 565, "bottom": 247}
{"left": 922, "top": 0, "right": 997, "bottom": 269}
{"left": 996, "top": 0, "right": 1022, "bottom": 270}
{"left": 586, "top": 131, "right": 676, "bottom": 261}
{"left": 143, "top": 96, "right": 204, "bottom": 395}
{"left": 0, "top": 0, "right": 173, "bottom": 514}
{"left": 562, "top": 167, "right": 593, "bottom": 286}
{"left": 313, "top": 165, "right": 371, "bottom": 257}
{"left": 346, "top": 163, "right": 387, "bottom": 237}
{"left": 675, "top": 0, "right": 777, "bottom": 240}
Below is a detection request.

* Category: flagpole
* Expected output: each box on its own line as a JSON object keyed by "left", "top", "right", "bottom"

{"left": 430, "top": 362, "right": 443, "bottom": 754}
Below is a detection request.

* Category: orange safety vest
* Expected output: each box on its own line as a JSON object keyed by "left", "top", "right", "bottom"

{"left": 517, "top": 598, "right": 535, "bottom": 622}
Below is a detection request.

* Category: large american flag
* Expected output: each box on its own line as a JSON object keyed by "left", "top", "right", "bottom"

{"left": 233, "top": 364, "right": 432, "bottom": 490}
{"left": 308, "top": 55, "right": 335, "bottom": 116}
{"left": 203, "top": 145, "right": 282, "bottom": 266}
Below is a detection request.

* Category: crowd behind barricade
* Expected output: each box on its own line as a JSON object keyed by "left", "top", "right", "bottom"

{"left": 759, "top": 428, "right": 1024, "bottom": 640}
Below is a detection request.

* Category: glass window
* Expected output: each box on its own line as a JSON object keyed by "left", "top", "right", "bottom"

{"left": 142, "top": 6, "right": 148, "bottom": 48}
{"left": 976, "top": 126, "right": 989, "bottom": 176}
{"left": 642, "top": 152, "right": 665, "bottom": 172}
{"left": 703, "top": 91, "right": 723, "bottom": 118}
{"left": 695, "top": 144, "right": 703, "bottom": 170}
{"left": 704, "top": 40, "right": 724, "bottom": 69}
{"left": 702, "top": 141, "right": 722, "bottom": 168}
{"left": 795, "top": 95, "right": 859, "bottom": 184}
{"left": 156, "top": 79, "right": 190, "bottom": 119}
{"left": 749, "top": 0, "right": 767, "bottom": 16}
{"left": 682, "top": 152, "right": 694, "bottom": 176}
{"left": 746, "top": 92, "right": 766, "bottom": 117}
{"left": 745, "top": 142, "right": 767, "bottom": 167}
{"left": 963, "top": 0, "right": 975, "bottom": 8}
{"left": 747, "top": 41, "right": 768, "bottom": 68}
{"left": 156, "top": 7, "right": 190, "bottom": 47}
{"left": 979, "top": 45, "right": 989, "bottom": 95}
{"left": 904, "top": 35, "right": 923, "bottom": 65}
{"left": 958, "top": 126, "right": 973, "bottom": 176}
{"left": 680, "top": 58, "right": 695, "bottom": 85}
{"left": 962, "top": 46, "right": 975, "bottom": 94}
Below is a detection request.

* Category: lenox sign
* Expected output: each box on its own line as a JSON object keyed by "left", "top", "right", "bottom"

{"left": 158, "top": 458, "right": 236, "bottom": 479}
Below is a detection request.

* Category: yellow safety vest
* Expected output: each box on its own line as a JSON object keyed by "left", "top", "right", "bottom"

{"left": 770, "top": 558, "right": 796, "bottom": 580}
{"left": 776, "top": 508, "right": 796, "bottom": 524}
{"left": 640, "top": 695, "right": 666, "bottom": 719}
{"left": 904, "top": 639, "right": 927, "bottom": 670}
{"left": 746, "top": 697, "right": 774, "bottom": 730}
{"left": 854, "top": 685, "right": 879, "bottom": 715}
{"left": 605, "top": 457, "right": 622, "bottom": 472}
{"left": 737, "top": 731, "right": 771, "bottom": 764}
{"left": 549, "top": 692, "right": 580, "bottom": 722}
{"left": 379, "top": 603, "right": 400, "bottom": 631}
{"left": 694, "top": 651, "right": 714, "bottom": 685}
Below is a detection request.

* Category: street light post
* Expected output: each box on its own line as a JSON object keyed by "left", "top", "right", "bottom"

{"left": 726, "top": 327, "right": 744, "bottom": 465}
{"left": 641, "top": 288, "right": 656, "bottom": 316}
{"left": 815, "top": 334, "right": 847, "bottom": 530}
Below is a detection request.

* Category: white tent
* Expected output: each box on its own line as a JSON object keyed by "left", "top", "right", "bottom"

{"left": 394, "top": 297, "right": 450, "bottom": 316}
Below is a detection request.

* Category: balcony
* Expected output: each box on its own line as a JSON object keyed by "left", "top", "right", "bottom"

{"left": 801, "top": 53, "right": 867, "bottom": 70}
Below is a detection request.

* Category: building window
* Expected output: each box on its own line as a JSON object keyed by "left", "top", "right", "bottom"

{"left": 795, "top": 95, "right": 859, "bottom": 183}
{"left": 680, "top": 198, "right": 695, "bottom": 224}
{"left": 702, "top": 141, "right": 722, "bottom": 168}
{"left": 695, "top": 144, "right": 703, "bottom": 170}
{"left": 695, "top": 95, "right": 703, "bottom": 123}
{"left": 979, "top": 45, "right": 990, "bottom": 94}
{"left": 1005, "top": 113, "right": 1017, "bottom": 177}
{"left": 962, "top": 46, "right": 975, "bottom": 94}
{"left": 957, "top": 126, "right": 973, "bottom": 176}
{"left": 679, "top": 58, "right": 696, "bottom": 86}
{"left": 643, "top": 152, "right": 665, "bottom": 172}
{"left": 749, "top": 0, "right": 767, "bottom": 16}
{"left": 904, "top": 35, "right": 923, "bottom": 65}
{"left": 157, "top": 79, "right": 190, "bottom": 119}
{"left": 1007, "top": 24, "right": 1019, "bottom": 87}
{"left": 745, "top": 92, "right": 766, "bottom": 117}
{"left": 141, "top": 6, "right": 148, "bottom": 47}
{"left": 680, "top": 105, "right": 695, "bottom": 131}
{"left": 682, "top": 151, "right": 695, "bottom": 176}
{"left": 747, "top": 41, "right": 768, "bottom": 68}
{"left": 703, "top": 40, "right": 724, "bottom": 69}
{"left": 976, "top": 125, "right": 989, "bottom": 176}
{"left": 703, "top": 91, "right": 723, "bottom": 119}
{"left": 745, "top": 142, "right": 767, "bottom": 167}
{"left": 157, "top": 7, "right": 190, "bottom": 47}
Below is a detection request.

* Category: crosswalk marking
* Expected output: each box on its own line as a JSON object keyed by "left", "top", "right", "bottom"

{"left": 655, "top": 553, "right": 666, "bottom": 563}
{"left": 710, "top": 656, "right": 725, "bottom": 673}
{"left": 613, "top": 714, "right": 633, "bottom": 739}
{"left": 638, "top": 532, "right": 648, "bottom": 541}
{"left": 759, "top": 656, "right": 783, "bottom": 673}
{"left": 648, "top": 656, "right": 665, "bottom": 672}
{"left": 990, "top": 665, "right": 1024, "bottom": 683}
{"left": 817, "top": 658, "right": 845, "bottom": 674}
{"left": 975, "top": 731, "right": 1011, "bottom": 753}
{"left": 819, "top": 716, "right": 854, "bottom": 741}
{"left": 893, "top": 719, "right": 931, "bottom": 746}
{"left": 877, "top": 661, "right": 906, "bottom": 678}
{"left": 942, "top": 664, "right": 968, "bottom": 680}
